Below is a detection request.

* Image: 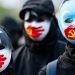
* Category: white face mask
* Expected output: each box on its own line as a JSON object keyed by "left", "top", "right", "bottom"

{"left": 24, "top": 11, "right": 51, "bottom": 41}
{"left": 58, "top": 0, "right": 75, "bottom": 44}
{"left": 0, "top": 28, "right": 12, "bottom": 72}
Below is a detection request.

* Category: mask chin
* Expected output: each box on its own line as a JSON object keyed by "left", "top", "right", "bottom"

{"left": 0, "top": 48, "right": 12, "bottom": 72}
{"left": 58, "top": 25, "right": 75, "bottom": 44}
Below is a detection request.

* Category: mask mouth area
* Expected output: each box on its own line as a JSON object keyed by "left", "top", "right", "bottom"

{"left": 0, "top": 54, "right": 7, "bottom": 68}
{"left": 64, "top": 25, "right": 75, "bottom": 40}
{"left": 26, "top": 25, "right": 44, "bottom": 38}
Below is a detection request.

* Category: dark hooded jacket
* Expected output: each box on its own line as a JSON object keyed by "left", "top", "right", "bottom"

{"left": 13, "top": 0, "right": 65, "bottom": 75}
{"left": 38, "top": 42, "right": 75, "bottom": 75}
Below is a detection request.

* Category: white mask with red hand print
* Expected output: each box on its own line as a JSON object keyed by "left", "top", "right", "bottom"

{"left": 24, "top": 11, "right": 51, "bottom": 41}
{"left": 0, "top": 27, "right": 12, "bottom": 72}
{"left": 58, "top": 0, "right": 75, "bottom": 44}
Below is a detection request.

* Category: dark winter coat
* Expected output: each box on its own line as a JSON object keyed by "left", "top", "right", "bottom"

{"left": 38, "top": 42, "right": 75, "bottom": 75}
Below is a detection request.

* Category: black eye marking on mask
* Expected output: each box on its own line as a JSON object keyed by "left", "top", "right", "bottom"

{"left": 26, "top": 11, "right": 45, "bottom": 22}
{"left": 65, "top": 18, "right": 73, "bottom": 23}
{"left": 26, "top": 11, "right": 36, "bottom": 22}
{"left": 36, "top": 16, "right": 44, "bottom": 22}
{"left": 0, "top": 39, "right": 5, "bottom": 49}
{"left": 0, "top": 44, "right": 5, "bottom": 49}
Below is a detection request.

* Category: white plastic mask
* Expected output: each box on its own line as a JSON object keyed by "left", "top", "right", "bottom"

{"left": 24, "top": 11, "right": 51, "bottom": 41}
{"left": 58, "top": 0, "right": 75, "bottom": 44}
{"left": 0, "top": 28, "right": 12, "bottom": 72}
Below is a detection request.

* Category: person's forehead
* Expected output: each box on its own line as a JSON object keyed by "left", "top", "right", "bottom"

{"left": 61, "top": 0, "right": 75, "bottom": 12}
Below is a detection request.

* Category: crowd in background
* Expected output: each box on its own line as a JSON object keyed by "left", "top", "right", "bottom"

{"left": 1, "top": 0, "right": 75, "bottom": 75}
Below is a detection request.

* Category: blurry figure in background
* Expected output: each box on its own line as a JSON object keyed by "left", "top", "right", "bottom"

{"left": 0, "top": 26, "right": 14, "bottom": 75}
{"left": 38, "top": 0, "right": 75, "bottom": 75}
{"left": 1, "top": 16, "right": 25, "bottom": 50}
{"left": 13, "top": 0, "right": 65, "bottom": 75}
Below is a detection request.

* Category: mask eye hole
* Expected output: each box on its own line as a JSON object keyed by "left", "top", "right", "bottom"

{"left": 64, "top": 18, "right": 73, "bottom": 23}
{"left": 26, "top": 16, "right": 36, "bottom": 22}
{"left": 37, "top": 17, "right": 44, "bottom": 22}
{"left": 0, "top": 44, "right": 5, "bottom": 49}
{"left": 26, "top": 18, "right": 33, "bottom": 22}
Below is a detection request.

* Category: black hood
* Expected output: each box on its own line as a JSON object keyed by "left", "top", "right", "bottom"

{"left": 19, "top": 0, "right": 54, "bottom": 20}
{"left": 24, "top": 16, "right": 58, "bottom": 56}
{"left": 20, "top": 0, "right": 57, "bottom": 56}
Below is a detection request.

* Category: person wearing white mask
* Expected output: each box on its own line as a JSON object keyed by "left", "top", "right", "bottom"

{"left": 13, "top": 0, "right": 65, "bottom": 75}
{"left": 38, "top": 0, "right": 75, "bottom": 75}
{"left": 0, "top": 26, "right": 14, "bottom": 75}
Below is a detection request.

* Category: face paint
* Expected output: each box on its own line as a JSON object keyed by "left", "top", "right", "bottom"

{"left": 58, "top": 0, "right": 75, "bottom": 44}
{"left": 26, "top": 25, "right": 44, "bottom": 38}
{"left": 0, "top": 28, "right": 12, "bottom": 72}
{"left": 24, "top": 11, "right": 51, "bottom": 41}
{"left": 0, "top": 54, "right": 7, "bottom": 68}
{"left": 64, "top": 25, "right": 75, "bottom": 40}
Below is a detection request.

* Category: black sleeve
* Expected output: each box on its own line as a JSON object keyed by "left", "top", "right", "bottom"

{"left": 38, "top": 66, "right": 46, "bottom": 75}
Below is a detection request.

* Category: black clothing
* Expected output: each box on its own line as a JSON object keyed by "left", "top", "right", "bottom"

{"left": 38, "top": 66, "right": 46, "bottom": 75}
{"left": 56, "top": 42, "right": 75, "bottom": 75}
{"left": 13, "top": 17, "right": 65, "bottom": 75}
{"left": 19, "top": 0, "right": 54, "bottom": 20}
{"left": 38, "top": 42, "right": 75, "bottom": 75}
{"left": 13, "top": 23, "right": 58, "bottom": 75}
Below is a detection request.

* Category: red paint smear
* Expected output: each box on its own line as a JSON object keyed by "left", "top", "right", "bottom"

{"left": 64, "top": 25, "right": 75, "bottom": 40}
{"left": 27, "top": 25, "right": 44, "bottom": 38}
{"left": 0, "top": 54, "right": 7, "bottom": 68}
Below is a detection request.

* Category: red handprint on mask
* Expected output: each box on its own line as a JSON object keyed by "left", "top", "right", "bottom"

{"left": 0, "top": 54, "right": 7, "bottom": 68}
{"left": 26, "top": 25, "right": 44, "bottom": 38}
{"left": 64, "top": 25, "right": 75, "bottom": 40}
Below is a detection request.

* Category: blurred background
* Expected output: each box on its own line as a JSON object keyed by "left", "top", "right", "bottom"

{"left": 0, "top": 0, "right": 26, "bottom": 49}
{"left": 0, "top": 0, "right": 27, "bottom": 21}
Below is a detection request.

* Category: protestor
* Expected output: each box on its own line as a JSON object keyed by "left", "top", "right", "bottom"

{"left": 13, "top": 0, "right": 65, "bottom": 75}
{"left": 38, "top": 0, "right": 75, "bottom": 75}
{"left": 0, "top": 26, "right": 14, "bottom": 75}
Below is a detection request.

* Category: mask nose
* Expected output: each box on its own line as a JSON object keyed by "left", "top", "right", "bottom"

{"left": 31, "top": 21, "right": 37, "bottom": 27}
